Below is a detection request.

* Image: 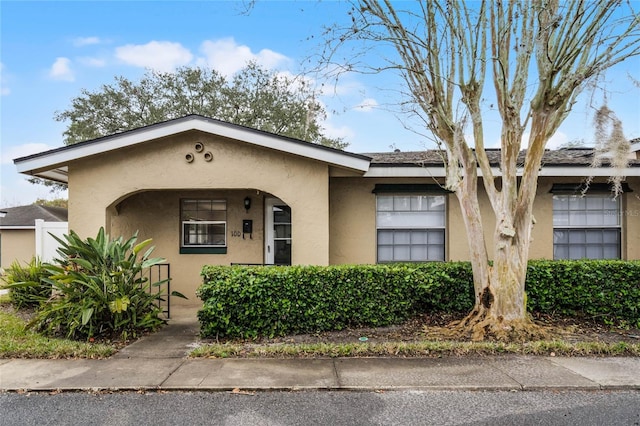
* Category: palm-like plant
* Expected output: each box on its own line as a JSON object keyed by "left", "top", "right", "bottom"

{"left": 30, "top": 228, "right": 181, "bottom": 339}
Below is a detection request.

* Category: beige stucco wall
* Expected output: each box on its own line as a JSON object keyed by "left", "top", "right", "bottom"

{"left": 329, "top": 175, "right": 640, "bottom": 264}
{"left": 67, "top": 131, "right": 330, "bottom": 304}
{"left": 622, "top": 177, "right": 640, "bottom": 260}
{"left": 110, "top": 190, "right": 266, "bottom": 300}
{"left": 64, "top": 129, "right": 640, "bottom": 304}
{"left": 0, "top": 229, "right": 35, "bottom": 269}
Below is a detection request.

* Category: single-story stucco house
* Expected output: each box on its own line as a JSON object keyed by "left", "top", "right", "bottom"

{"left": 13, "top": 115, "right": 640, "bottom": 305}
{"left": 0, "top": 204, "right": 68, "bottom": 269}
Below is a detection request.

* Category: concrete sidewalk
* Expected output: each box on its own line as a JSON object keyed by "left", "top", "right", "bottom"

{"left": 1, "top": 306, "right": 639, "bottom": 392}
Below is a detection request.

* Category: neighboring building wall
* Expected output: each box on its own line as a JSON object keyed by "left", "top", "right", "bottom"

{"left": 68, "top": 130, "right": 331, "bottom": 303}
{"left": 0, "top": 229, "right": 35, "bottom": 269}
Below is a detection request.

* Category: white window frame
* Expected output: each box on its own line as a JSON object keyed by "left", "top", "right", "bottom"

{"left": 376, "top": 194, "right": 446, "bottom": 263}
{"left": 180, "top": 199, "right": 227, "bottom": 248}
{"left": 552, "top": 194, "right": 621, "bottom": 260}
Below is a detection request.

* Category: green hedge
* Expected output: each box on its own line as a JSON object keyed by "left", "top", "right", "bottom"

{"left": 197, "top": 260, "right": 640, "bottom": 339}
{"left": 197, "top": 263, "right": 474, "bottom": 339}
{"left": 526, "top": 260, "right": 640, "bottom": 326}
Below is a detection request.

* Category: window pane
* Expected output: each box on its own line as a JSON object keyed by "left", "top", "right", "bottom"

{"left": 183, "top": 223, "right": 225, "bottom": 246}
{"left": 553, "top": 230, "right": 568, "bottom": 244}
{"left": 181, "top": 199, "right": 227, "bottom": 247}
{"left": 394, "top": 231, "right": 411, "bottom": 244}
{"left": 585, "top": 230, "right": 603, "bottom": 244}
{"left": 603, "top": 210, "right": 620, "bottom": 226}
{"left": 377, "top": 196, "right": 394, "bottom": 211}
{"left": 553, "top": 195, "right": 568, "bottom": 210}
{"left": 570, "top": 211, "right": 587, "bottom": 226}
{"left": 394, "top": 196, "right": 411, "bottom": 211}
{"left": 411, "top": 231, "right": 428, "bottom": 244}
{"left": 602, "top": 197, "right": 619, "bottom": 210}
{"left": 568, "top": 196, "right": 586, "bottom": 210}
{"left": 393, "top": 245, "right": 411, "bottom": 261}
{"left": 376, "top": 195, "right": 446, "bottom": 263}
{"left": 378, "top": 246, "right": 393, "bottom": 262}
{"left": 586, "top": 197, "right": 603, "bottom": 210}
{"left": 429, "top": 196, "right": 446, "bottom": 210}
{"left": 603, "top": 245, "right": 619, "bottom": 259}
{"left": 554, "top": 245, "right": 569, "bottom": 260}
{"left": 569, "top": 231, "right": 586, "bottom": 244}
{"left": 377, "top": 211, "right": 430, "bottom": 228}
{"left": 378, "top": 230, "right": 393, "bottom": 245}
{"left": 411, "top": 245, "right": 428, "bottom": 260}
{"left": 273, "top": 205, "right": 291, "bottom": 223}
{"left": 586, "top": 245, "right": 602, "bottom": 259}
{"left": 603, "top": 230, "right": 620, "bottom": 244}
{"left": 410, "top": 196, "right": 426, "bottom": 211}
{"left": 586, "top": 210, "right": 608, "bottom": 226}
{"left": 428, "top": 245, "right": 445, "bottom": 261}
{"left": 569, "top": 245, "right": 585, "bottom": 259}
{"left": 274, "top": 240, "right": 292, "bottom": 265}
{"left": 428, "top": 230, "right": 445, "bottom": 244}
{"left": 553, "top": 211, "right": 569, "bottom": 227}
{"left": 274, "top": 224, "right": 292, "bottom": 239}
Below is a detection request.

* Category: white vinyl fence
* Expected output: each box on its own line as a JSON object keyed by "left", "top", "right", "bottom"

{"left": 35, "top": 219, "right": 68, "bottom": 263}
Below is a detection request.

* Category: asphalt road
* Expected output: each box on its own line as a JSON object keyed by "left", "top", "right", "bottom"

{"left": 1, "top": 390, "right": 639, "bottom": 425}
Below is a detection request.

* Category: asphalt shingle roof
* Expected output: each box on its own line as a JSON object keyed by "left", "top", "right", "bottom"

{"left": 0, "top": 205, "right": 68, "bottom": 227}
{"left": 363, "top": 148, "right": 640, "bottom": 167}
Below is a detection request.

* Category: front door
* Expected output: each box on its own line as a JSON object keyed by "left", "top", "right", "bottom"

{"left": 265, "top": 198, "right": 292, "bottom": 265}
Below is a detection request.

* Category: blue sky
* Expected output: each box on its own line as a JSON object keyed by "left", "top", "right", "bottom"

{"left": 1, "top": 1, "right": 639, "bottom": 207}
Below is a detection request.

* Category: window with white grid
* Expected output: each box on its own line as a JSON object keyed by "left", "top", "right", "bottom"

{"left": 552, "top": 194, "right": 620, "bottom": 260}
{"left": 376, "top": 195, "right": 445, "bottom": 262}
{"left": 181, "top": 199, "right": 227, "bottom": 247}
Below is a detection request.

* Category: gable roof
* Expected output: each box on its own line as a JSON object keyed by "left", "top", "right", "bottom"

{"left": 0, "top": 205, "right": 68, "bottom": 229}
{"left": 14, "top": 115, "right": 372, "bottom": 183}
{"left": 13, "top": 114, "right": 640, "bottom": 181}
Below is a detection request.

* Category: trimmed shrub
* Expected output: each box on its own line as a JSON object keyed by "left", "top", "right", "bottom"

{"left": 198, "top": 260, "right": 640, "bottom": 339}
{"left": 526, "top": 260, "right": 640, "bottom": 327}
{"left": 4, "top": 258, "right": 52, "bottom": 308}
{"left": 197, "top": 263, "right": 474, "bottom": 339}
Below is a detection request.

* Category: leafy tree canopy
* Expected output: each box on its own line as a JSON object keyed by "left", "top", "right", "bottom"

{"left": 34, "top": 198, "right": 67, "bottom": 208}
{"left": 55, "top": 63, "right": 346, "bottom": 149}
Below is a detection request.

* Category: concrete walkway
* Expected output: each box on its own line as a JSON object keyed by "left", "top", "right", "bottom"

{"left": 1, "top": 306, "right": 639, "bottom": 392}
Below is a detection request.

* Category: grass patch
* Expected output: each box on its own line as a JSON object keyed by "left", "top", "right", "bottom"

{"left": 190, "top": 339, "right": 640, "bottom": 359}
{"left": 0, "top": 306, "right": 116, "bottom": 359}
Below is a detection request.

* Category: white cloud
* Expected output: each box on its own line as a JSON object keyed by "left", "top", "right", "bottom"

{"left": 1, "top": 143, "right": 54, "bottom": 165}
{"left": 48, "top": 57, "right": 75, "bottom": 81}
{"left": 115, "top": 41, "right": 193, "bottom": 72}
{"left": 322, "top": 121, "right": 356, "bottom": 141}
{"left": 544, "top": 131, "right": 569, "bottom": 149}
{"left": 78, "top": 57, "right": 107, "bottom": 67}
{"left": 354, "top": 98, "right": 379, "bottom": 112}
{"left": 197, "top": 38, "right": 289, "bottom": 76}
{"left": 73, "top": 36, "right": 101, "bottom": 47}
